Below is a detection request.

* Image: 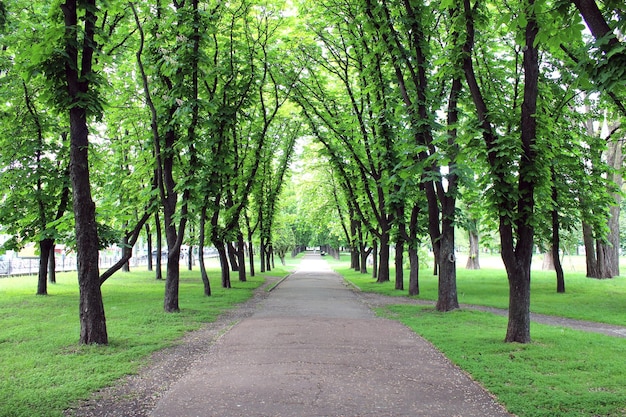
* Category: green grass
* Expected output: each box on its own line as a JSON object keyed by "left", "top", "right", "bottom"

{"left": 337, "top": 261, "right": 626, "bottom": 326}
{"left": 377, "top": 304, "right": 626, "bottom": 417}
{"left": 331, "top": 253, "right": 626, "bottom": 416}
{"left": 0, "top": 260, "right": 296, "bottom": 417}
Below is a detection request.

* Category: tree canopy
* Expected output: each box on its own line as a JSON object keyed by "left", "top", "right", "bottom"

{"left": 0, "top": 0, "right": 624, "bottom": 344}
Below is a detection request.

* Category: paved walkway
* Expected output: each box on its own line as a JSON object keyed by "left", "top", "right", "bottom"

{"left": 150, "top": 255, "right": 512, "bottom": 417}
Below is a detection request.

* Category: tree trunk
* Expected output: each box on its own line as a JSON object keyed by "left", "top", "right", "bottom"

{"left": 248, "top": 239, "right": 255, "bottom": 277}
{"left": 70, "top": 105, "right": 107, "bottom": 344}
{"left": 37, "top": 239, "right": 54, "bottom": 295}
{"left": 259, "top": 238, "right": 266, "bottom": 273}
{"left": 63, "top": 0, "right": 107, "bottom": 345}
{"left": 582, "top": 221, "right": 599, "bottom": 277}
{"left": 553, "top": 245, "right": 565, "bottom": 293}
{"left": 466, "top": 229, "right": 480, "bottom": 269}
{"left": 351, "top": 219, "right": 360, "bottom": 270}
{"left": 504, "top": 256, "right": 532, "bottom": 343}
{"left": 216, "top": 241, "right": 231, "bottom": 288}
{"left": 436, "top": 207, "right": 459, "bottom": 312}
{"left": 542, "top": 248, "right": 555, "bottom": 270}
{"left": 227, "top": 242, "right": 239, "bottom": 271}
{"left": 187, "top": 245, "right": 194, "bottom": 271}
{"left": 199, "top": 205, "right": 211, "bottom": 296}
{"left": 372, "top": 239, "right": 378, "bottom": 280}
{"left": 163, "top": 247, "right": 181, "bottom": 312}
{"left": 237, "top": 232, "right": 246, "bottom": 282}
{"left": 502, "top": 2, "right": 539, "bottom": 343}
{"left": 48, "top": 244, "right": 57, "bottom": 284}
{"left": 146, "top": 223, "right": 153, "bottom": 272}
{"left": 599, "top": 137, "right": 623, "bottom": 277}
{"left": 155, "top": 211, "right": 163, "bottom": 280}
{"left": 377, "top": 231, "right": 391, "bottom": 283}
{"left": 408, "top": 245, "right": 419, "bottom": 296}
{"left": 394, "top": 239, "right": 404, "bottom": 290}
{"left": 122, "top": 233, "right": 130, "bottom": 272}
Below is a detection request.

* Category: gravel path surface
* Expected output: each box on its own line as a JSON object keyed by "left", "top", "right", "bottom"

{"left": 64, "top": 257, "right": 625, "bottom": 417}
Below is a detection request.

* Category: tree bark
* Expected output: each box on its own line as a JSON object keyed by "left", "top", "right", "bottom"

{"left": 461, "top": 0, "right": 538, "bottom": 343}
{"left": 146, "top": 223, "right": 153, "bottom": 272}
{"left": 37, "top": 239, "right": 54, "bottom": 295}
{"left": 466, "top": 229, "right": 480, "bottom": 269}
{"left": 394, "top": 239, "right": 404, "bottom": 290}
{"left": 372, "top": 239, "right": 378, "bottom": 280}
{"left": 377, "top": 230, "right": 391, "bottom": 282}
{"left": 122, "top": 233, "right": 130, "bottom": 272}
{"left": 48, "top": 244, "right": 57, "bottom": 284}
{"left": 62, "top": 0, "right": 107, "bottom": 345}
{"left": 582, "top": 221, "right": 599, "bottom": 277}
{"left": 199, "top": 205, "right": 211, "bottom": 296}
{"left": 237, "top": 232, "right": 246, "bottom": 282}
{"left": 436, "top": 205, "right": 459, "bottom": 311}
{"left": 542, "top": 248, "right": 556, "bottom": 270}
{"left": 215, "top": 240, "right": 231, "bottom": 288}
{"left": 155, "top": 211, "right": 163, "bottom": 280}
{"left": 408, "top": 245, "right": 420, "bottom": 296}
{"left": 227, "top": 242, "right": 239, "bottom": 271}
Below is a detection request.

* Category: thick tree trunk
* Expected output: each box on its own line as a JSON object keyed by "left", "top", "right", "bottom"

{"left": 237, "top": 232, "right": 246, "bottom": 282}
{"left": 259, "top": 239, "right": 266, "bottom": 273}
{"left": 436, "top": 210, "right": 459, "bottom": 311}
{"left": 553, "top": 246, "right": 565, "bottom": 293}
{"left": 227, "top": 242, "right": 239, "bottom": 271}
{"left": 582, "top": 221, "right": 599, "bottom": 277}
{"left": 542, "top": 248, "right": 555, "bottom": 270}
{"left": 37, "top": 239, "right": 54, "bottom": 295}
{"left": 63, "top": 0, "right": 107, "bottom": 344}
{"left": 466, "top": 230, "right": 480, "bottom": 269}
{"left": 377, "top": 231, "right": 391, "bottom": 283}
{"left": 216, "top": 241, "right": 231, "bottom": 288}
{"left": 164, "top": 247, "right": 181, "bottom": 312}
{"left": 504, "top": 256, "right": 532, "bottom": 343}
{"left": 198, "top": 207, "right": 211, "bottom": 296}
{"left": 187, "top": 245, "right": 194, "bottom": 271}
{"left": 48, "top": 244, "right": 57, "bottom": 284}
{"left": 395, "top": 239, "right": 404, "bottom": 290}
{"left": 351, "top": 219, "right": 360, "bottom": 270}
{"left": 408, "top": 245, "right": 419, "bottom": 296}
{"left": 70, "top": 105, "right": 107, "bottom": 343}
{"left": 359, "top": 243, "right": 369, "bottom": 274}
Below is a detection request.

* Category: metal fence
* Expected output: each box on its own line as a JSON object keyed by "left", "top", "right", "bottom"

{"left": 0, "top": 251, "right": 219, "bottom": 277}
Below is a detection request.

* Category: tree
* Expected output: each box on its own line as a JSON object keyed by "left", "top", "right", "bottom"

{"left": 61, "top": 0, "right": 107, "bottom": 344}
{"left": 461, "top": 0, "right": 540, "bottom": 343}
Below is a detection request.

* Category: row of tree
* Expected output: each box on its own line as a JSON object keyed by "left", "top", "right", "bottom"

{"left": 286, "top": 0, "right": 625, "bottom": 343}
{"left": 0, "top": 0, "right": 624, "bottom": 345}
{"left": 0, "top": 1, "right": 301, "bottom": 344}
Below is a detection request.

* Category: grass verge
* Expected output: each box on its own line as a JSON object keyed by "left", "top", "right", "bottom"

{"left": 377, "top": 304, "right": 626, "bottom": 417}
{"left": 330, "top": 255, "right": 626, "bottom": 416}
{"left": 0, "top": 261, "right": 294, "bottom": 417}
{"left": 337, "top": 265, "right": 626, "bottom": 326}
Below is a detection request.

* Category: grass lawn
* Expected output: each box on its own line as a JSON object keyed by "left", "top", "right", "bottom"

{"left": 0, "top": 258, "right": 297, "bottom": 417}
{"left": 330, "top": 254, "right": 626, "bottom": 416}
{"left": 334, "top": 254, "right": 626, "bottom": 326}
